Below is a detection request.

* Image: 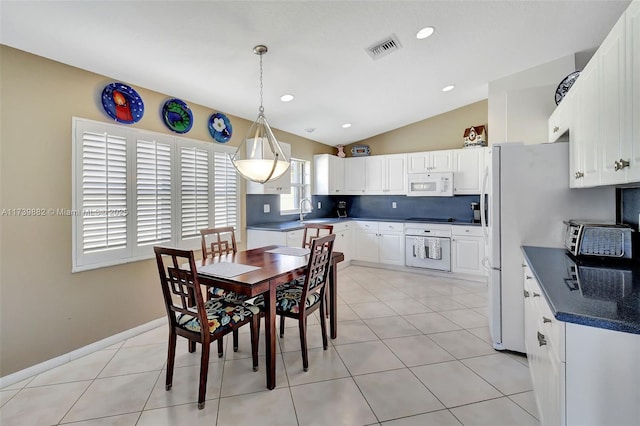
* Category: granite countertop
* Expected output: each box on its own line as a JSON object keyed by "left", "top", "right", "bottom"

{"left": 247, "top": 217, "right": 481, "bottom": 231}
{"left": 521, "top": 246, "right": 640, "bottom": 334}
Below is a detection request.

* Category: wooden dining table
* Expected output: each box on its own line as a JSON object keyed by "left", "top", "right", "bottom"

{"left": 194, "top": 245, "right": 344, "bottom": 390}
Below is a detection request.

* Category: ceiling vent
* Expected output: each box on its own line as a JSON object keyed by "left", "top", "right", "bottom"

{"left": 365, "top": 34, "right": 402, "bottom": 60}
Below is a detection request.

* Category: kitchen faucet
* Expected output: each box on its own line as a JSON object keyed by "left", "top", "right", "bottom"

{"left": 299, "top": 197, "right": 313, "bottom": 222}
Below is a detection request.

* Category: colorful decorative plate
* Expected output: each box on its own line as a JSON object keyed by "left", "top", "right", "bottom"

{"left": 162, "top": 98, "right": 193, "bottom": 133}
{"left": 555, "top": 71, "right": 580, "bottom": 105}
{"left": 101, "top": 82, "right": 144, "bottom": 124}
{"left": 208, "top": 112, "right": 232, "bottom": 143}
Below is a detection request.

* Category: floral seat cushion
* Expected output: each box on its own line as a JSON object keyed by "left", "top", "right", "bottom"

{"left": 176, "top": 299, "right": 260, "bottom": 334}
{"left": 252, "top": 286, "right": 322, "bottom": 315}
{"left": 209, "top": 287, "right": 249, "bottom": 303}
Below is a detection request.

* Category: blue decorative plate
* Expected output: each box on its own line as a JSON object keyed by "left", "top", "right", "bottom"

{"left": 101, "top": 82, "right": 144, "bottom": 124}
{"left": 555, "top": 71, "right": 580, "bottom": 105}
{"left": 208, "top": 112, "right": 232, "bottom": 143}
{"left": 162, "top": 98, "right": 193, "bottom": 133}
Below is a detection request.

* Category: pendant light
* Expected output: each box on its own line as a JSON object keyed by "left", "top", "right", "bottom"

{"left": 231, "top": 45, "right": 290, "bottom": 183}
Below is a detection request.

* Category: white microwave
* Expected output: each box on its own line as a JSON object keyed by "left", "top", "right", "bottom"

{"left": 407, "top": 172, "right": 454, "bottom": 197}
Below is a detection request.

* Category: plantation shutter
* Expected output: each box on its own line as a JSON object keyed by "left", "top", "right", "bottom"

{"left": 135, "top": 137, "right": 172, "bottom": 247}
{"left": 180, "top": 144, "right": 210, "bottom": 239}
{"left": 213, "top": 151, "right": 238, "bottom": 229}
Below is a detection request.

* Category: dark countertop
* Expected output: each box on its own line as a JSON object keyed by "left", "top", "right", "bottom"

{"left": 521, "top": 246, "right": 640, "bottom": 335}
{"left": 247, "top": 217, "right": 481, "bottom": 231}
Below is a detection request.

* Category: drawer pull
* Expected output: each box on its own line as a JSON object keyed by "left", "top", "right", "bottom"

{"left": 575, "top": 171, "right": 584, "bottom": 179}
{"left": 614, "top": 159, "right": 630, "bottom": 171}
{"left": 532, "top": 292, "right": 540, "bottom": 298}
{"left": 543, "top": 316, "right": 552, "bottom": 324}
{"left": 553, "top": 125, "right": 560, "bottom": 133}
{"left": 525, "top": 275, "right": 532, "bottom": 280}
{"left": 524, "top": 290, "right": 530, "bottom": 298}
{"left": 537, "top": 331, "right": 547, "bottom": 346}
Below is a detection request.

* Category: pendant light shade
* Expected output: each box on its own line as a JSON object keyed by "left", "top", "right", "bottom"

{"left": 231, "top": 45, "right": 290, "bottom": 183}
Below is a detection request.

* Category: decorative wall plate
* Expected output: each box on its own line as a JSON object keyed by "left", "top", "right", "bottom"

{"left": 101, "top": 82, "right": 144, "bottom": 124}
{"left": 208, "top": 112, "right": 232, "bottom": 143}
{"left": 162, "top": 98, "right": 193, "bottom": 133}
{"left": 555, "top": 71, "right": 580, "bottom": 105}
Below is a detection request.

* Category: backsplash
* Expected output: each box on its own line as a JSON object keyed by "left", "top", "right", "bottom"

{"left": 246, "top": 194, "right": 480, "bottom": 225}
{"left": 619, "top": 187, "right": 640, "bottom": 229}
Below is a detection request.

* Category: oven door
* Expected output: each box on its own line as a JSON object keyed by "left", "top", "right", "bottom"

{"left": 405, "top": 236, "right": 451, "bottom": 271}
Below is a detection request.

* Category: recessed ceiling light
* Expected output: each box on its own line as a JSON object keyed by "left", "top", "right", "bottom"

{"left": 305, "top": 127, "right": 315, "bottom": 133}
{"left": 442, "top": 85, "right": 455, "bottom": 92}
{"left": 416, "top": 27, "right": 435, "bottom": 39}
{"left": 280, "top": 94, "right": 294, "bottom": 102}
{"left": 341, "top": 123, "right": 352, "bottom": 129}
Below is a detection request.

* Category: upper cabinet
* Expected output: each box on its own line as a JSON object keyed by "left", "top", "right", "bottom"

{"left": 566, "top": 0, "right": 640, "bottom": 188}
{"left": 407, "top": 150, "right": 453, "bottom": 173}
{"left": 453, "top": 147, "right": 486, "bottom": 195}
{"left": 365, "top": 154, "right": 407, "bottom": 195}
{"left": 548, "top": 94, "right": 570, "bottom": 142}
{"left": 344, "top": 157, "right": 366, "bottom": 194}
{"left": 313, "top": 154, "right": 345, "bottom": 195}
{"left": 246, "top": 142, "right": 292, "bottom": 194}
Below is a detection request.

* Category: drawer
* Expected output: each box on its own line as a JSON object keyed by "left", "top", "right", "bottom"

{"left": 378, "top": 222, "right": 403, "bottom": 233}
{"left": 354, "top": 221, "right": 379, "bottom": 232}
{"left": 539, "top": 294, "right": 565, "bottom": 362}
{"left": 452, "top": 226, "right": 483, "bottom": 237}
{"left": 332, "top": 222, "right": 351, "bottom": 233}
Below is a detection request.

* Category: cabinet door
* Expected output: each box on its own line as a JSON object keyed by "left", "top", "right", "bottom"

{"left": 407, "top": 152, "right": 430, "bottom": 173}
{"left": 314, "top": 154, "right": 344, "bottom": 195}
{"left": 451, "top": 236, "right": 485, "bottom": 275}
{"left": 570, "top": 62, "right": 600, "bottom": 187}
{"left": 385, "top": 154, "right": 407, "bottom": 194}
{"left": 344, "top": 157, "right": 366, "bottom": 194}
{"left": 429, "top": 150, "right": 454, "bottom": 172}
{"left": 365, "top": 156, "right": 385, "bottom": 194}
{"left": 379, "top": 232, "right": 404, "bottom": 265}
{"left": 246, "top": 229, "right": 286, "bottom": 249}
{"left": 285, "top": 229, "right": 304, "bottom": 247}
{"left": 329, "top": 155, "right": 345, "bottom": 194}
{"left": 333, "top": 229, "right": 351, "bottom": 263}
{"left": 453, "top": 148, "right": 485, "bottom": 195}
{"left": 548, "top": 98, "right": 570, "bottom": 142}
{"left": 352, "top": 230, "right": 379, "bottom": 262}
{"left": 624, "top": 0, "right": 640, "bottom": 183}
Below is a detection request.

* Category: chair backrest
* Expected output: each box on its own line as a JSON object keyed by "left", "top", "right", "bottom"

{"left": 154, "top": 246, "right": 207, "bottom": 336}
{"left": 299, "top": 233, "right": 336, "bottom": 310}
{"left": 200, "top": 226, "right": 237, "bottom": 258}
{"left": 302, "top": 224, "right": 334, "bottom": 248}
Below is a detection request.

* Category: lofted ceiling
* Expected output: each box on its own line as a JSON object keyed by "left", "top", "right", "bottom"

{"left": 0, "top": 0, "right": 631, "bottom": 146}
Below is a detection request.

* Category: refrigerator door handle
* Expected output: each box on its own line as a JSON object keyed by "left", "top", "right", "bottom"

{"left": 482, "top": 256, "right": 500, "bottom": 271}
{"left": 480, "top": 165, "right": 489, "bottom": 242}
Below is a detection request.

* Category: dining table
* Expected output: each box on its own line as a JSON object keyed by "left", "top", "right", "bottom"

{"left": 194, "top": 244, "right": 344, "bottom": 390}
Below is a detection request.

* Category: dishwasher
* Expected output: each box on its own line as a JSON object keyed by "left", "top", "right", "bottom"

{"left": 405, "top": 224, "right": 451, "bottom": 271}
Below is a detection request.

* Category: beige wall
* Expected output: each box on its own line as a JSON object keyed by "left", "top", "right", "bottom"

{"left": 346, "top": 100, "right": 488, "bottom": 155}
{"left": 0, "top": 46, "right": 332, "bottom": 376}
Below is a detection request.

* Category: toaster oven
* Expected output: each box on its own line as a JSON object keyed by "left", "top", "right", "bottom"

{"left": 564, "top": 220, "right": 633, "bottom": 259}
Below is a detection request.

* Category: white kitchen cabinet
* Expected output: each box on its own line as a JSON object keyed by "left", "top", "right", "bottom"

{"left": 451, "top": 226, "right": 485, "bottom": 275}
{"left": 332, "top": 221, "right": 352, "bottom": 263}
{"left": 627, "top": 0, "right": 640, "bottom": 183}
{"left": 365, "top": 154, "right": 407, "bottom": 195}
{"left": 344, "top": 157, "right": 366, "bottom": 194}
{"left": 352, "top": 221, "right": 404, "bottom": 265}
{"left": 314, "top": 154, "right": 345, "bottom": 195}
{"left": 548, "top": 95, "right": 571, "bottom": 142}
{"left": 452, "top": 148, "right": 486, "bottom": 195}
{"left": 246, "top": 142, "right": 292, "bottom": 194}
{"left": 247, "top": 229, "right": 286, "bottom": 249}
{"left": 407, "top": 150, "right": 453, "bottom": 173}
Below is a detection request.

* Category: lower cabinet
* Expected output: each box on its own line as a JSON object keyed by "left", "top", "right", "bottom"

{"left": 352, "top": 221, "right": 404, "bottom": 265}
{"left": 451, "top": 226, "right": 486, "bottom": 276}
{"left": 246, "top": 229, "right": 304, "bottom": 249}
{"left": 332, "top": 222, "right": 352, "bottom": 263}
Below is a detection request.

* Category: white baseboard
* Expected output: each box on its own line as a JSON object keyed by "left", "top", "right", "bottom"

{"left": 0, "top": 317, "right": 167, "bottom": 389}
{"left": 349, "top": 260, "right": 487, "bottom": 283}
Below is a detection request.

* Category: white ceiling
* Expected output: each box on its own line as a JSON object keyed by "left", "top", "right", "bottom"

{"left": 0, "top": 1, "right": 631, "bottom": 146}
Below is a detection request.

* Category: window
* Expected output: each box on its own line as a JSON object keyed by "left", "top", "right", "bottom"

{"left": 280, "top": 158, "right": 310, "bottom": 214}
{"left": 72, "top": 118, "right": 239, "bottom": 272}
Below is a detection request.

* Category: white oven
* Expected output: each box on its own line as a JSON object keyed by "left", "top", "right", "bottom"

{"left": 407, "top": 172, "right": 454, "bottom": 197}
{"left": 405, "top": 225, "right": 451, "bottom": 271}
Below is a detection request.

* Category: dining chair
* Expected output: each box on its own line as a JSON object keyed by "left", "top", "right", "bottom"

{"left": 154, "top": 246, "right": 260, "bottom": 409}
{"left": 302, "top": 223, "right": 334, "bottom": 248}
{"left": 254, "top": 233, "right": 336, "bottom": 371}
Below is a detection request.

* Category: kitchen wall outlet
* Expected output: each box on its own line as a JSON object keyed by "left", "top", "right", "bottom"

{"left": 317, "top": 201, "right": 322, "bottom": 209}
{"left": 263, "top": 204, "right": 270, "bottom": 213}
{"left": 392, "top": 202, "right": 397, "bottom": 209}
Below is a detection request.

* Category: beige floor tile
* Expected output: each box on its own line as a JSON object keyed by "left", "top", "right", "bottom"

{"left": 283, "top": 347, "right": 350, "bottom": 386}
{"left": 220, "top": 355, "right": 288, "bottom": 397}
{"left": 336, "top": 303, "right": 360, "bottom": 321}
{"left": 0, "top": 377, "right": 33, "bottom": 391}
{"left": 411, "top": 361, "right": 501, "bottom": 408}
{"left": 28, "top": 350, "right": 117, "bottom": 387}
{"left": 381, "top": 409, "right": 462, "bottom": 426}
{"left": 335, "top": 341, "right": 404, "bottom": 375}
{"left": 278, "top": 323, "right": 327, "bottom": 353}
{"left": 367, "top": 287, "right": 412, "bottom": 301}
{"left": 451, "top": 293, "right": 488, "bottom": 308}
{"left": 137, "top": 402, "right": 218, "bottom": 426}
{"left": 428, "top": 330, "right": 495, "bottom": 359}
{"left": 403, "top": 312, "right": 462, "bottom": 334}
{"left": 218, "top": 388, "right": 297, "bottom": 426}
{"left": 122, "top": 325, "right": 168, "bottom": 347}
{"left": 291, "top": 377, "right": 377, "bottom": 426}
{"left": 0, "top": 389, "right": 19, "bottom": 408}
{"left": 60, "top": 412, "right": 141, "bottom": 425}
{"left": 439, "top": 308, "right": 488, "bottom": 329}
{"left": 330, "top": 319, "right": 379, "bottom": 345}
{"left": 354, "top": 369, "right": 444, "bottom": 421}
{"left": 383, "top": 298, "right": 433, "bottom": 315}
{"left": 338, "top": 288, "right": 379, "bottom": 304}
{"left": 62, "top": 372, "right": 159, "bottom": 423}
{"left": 172, "top": 339, "right": 226, "bottom": 368}
{"left": 364, "top": 316, "right": 422, "bottom": 339}
{"left": 145, "top": 362, "right": 225, "bottom": 409}
{"left": 0, "top": 381, "right": 91, "bottom": 426}
{"left": 98, "top": 343, "right": 167, "bottom": 377}
{"left": 383, "top": 335, "right": 455, "bottom": 367}
{"left": 450, "top": 396, "right": 539, "bottom": 426}
{"left": 350, "top": 301, "right": 398, "bottom": 319}
{"left": 467, "top": 326, "right": 493, "bottom": 345}
{"left": 462, "top": 353, "right": 532, "bottom": 395}
{"left": 509, "top": 391, "right": 539, "bottom": 420}
{"left": 417, "top": 296, "right": 467, "bottom": 312}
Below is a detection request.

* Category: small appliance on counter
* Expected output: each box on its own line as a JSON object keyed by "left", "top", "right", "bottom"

{"left": 564, "top": 220, "right": 634, "bottom": 260}
{"left": 337, "top": 201, "right": 348, "bottom": 218}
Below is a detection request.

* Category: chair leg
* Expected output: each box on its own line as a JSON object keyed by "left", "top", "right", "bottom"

{"left": 299, "top": 315, "right": 309, "bottom": 372}
{"left": 233, "top": 329, "right": 239, "bottom": 352}
{"left": 280, "top": 315, "right": 285, "bottom": 338}
{"left": 188, "top": 340, "right": 196, "bottom": 353}
{"left": 319, "top": 300, "right": 328, "bottom": 350}
{"left": 198, "top": 342, "right": 210, "bottom": 409}
{"left": 166, "top": 330, "right": 177, "bottom": 391}
{"left": 250, "top": 316, "right": 260, "bottom": 371}
{"left": 217, "top": 338, "right": 224, "bottom": 358}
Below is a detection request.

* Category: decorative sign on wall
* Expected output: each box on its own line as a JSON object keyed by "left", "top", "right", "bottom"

{"left": 208, "top": 112, "right": 232, "bottom": 143}
{"left": 350, "top": 145, "right": 371, "bottom": 157}
{"left": 161, "top": 98, "right": 193, "bottom": 133}
{"left": 463, "top": 125, "right": 487, "bottom": 148}
{"left": 101, "top": 82, "right": 144, "bottom": 124}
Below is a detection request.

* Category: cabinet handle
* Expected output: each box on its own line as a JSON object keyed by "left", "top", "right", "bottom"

{"left": 537, "top": 331, "right": 547, "bottom": 347}
{"left": 574, "top": 171, "right": 584, "bottom": 179}
{"left": 524, "top": 290, "right": 530, "bottom": 298}
{"left": 525, "top": 275, "right": 532, "bottom": 280}
{"left": 614, "top": 159, "right": 630, "bottom": 171}
{"left": 533, "top": 292, "right": 540, "bottom": 298}
{"left": 543, "top": 316, "right": 552, "bottom": 324}
{"left": 553, "top": 126, "right": 559, "bottom": 133}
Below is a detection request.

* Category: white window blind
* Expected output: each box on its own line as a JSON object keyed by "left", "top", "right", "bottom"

{"left": 135, "top": 137, "right": 172, "bottom": 246}
{"left": 180, "top": 145, "right": 210, "bottom": 240}
{"left": 213, "top": 151, "right": 238, "bottom": 229}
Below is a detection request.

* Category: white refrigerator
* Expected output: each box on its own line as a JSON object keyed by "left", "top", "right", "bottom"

{"left": 481, "top": 142, "right": 616, "bottom": 353}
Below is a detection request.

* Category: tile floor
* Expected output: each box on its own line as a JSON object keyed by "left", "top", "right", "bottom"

{"left": 1, "top": 265, "right": 540, "bottom": 426}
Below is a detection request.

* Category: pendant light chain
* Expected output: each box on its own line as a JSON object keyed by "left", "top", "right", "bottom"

{"left": 259, "top": 52, "right": 264, "bottom": 114}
